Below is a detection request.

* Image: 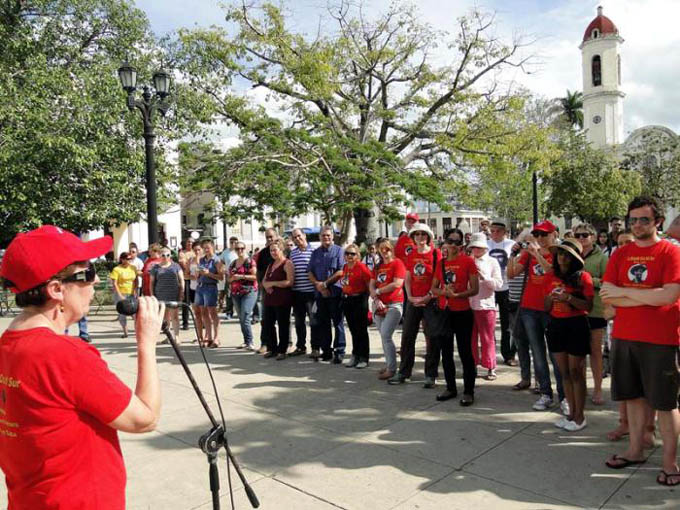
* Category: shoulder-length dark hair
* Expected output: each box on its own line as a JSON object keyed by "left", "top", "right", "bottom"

{"left": 552, "top": 250, "right": 583, "bottom": 289}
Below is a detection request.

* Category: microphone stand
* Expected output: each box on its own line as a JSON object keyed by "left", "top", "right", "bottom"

{"left": 161, "top": 320, "right": 259, "bottom": 509}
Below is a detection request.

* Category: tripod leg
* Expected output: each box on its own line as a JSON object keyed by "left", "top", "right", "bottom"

{"left": 209, "top": 452, "right": 221, "bottom": 510}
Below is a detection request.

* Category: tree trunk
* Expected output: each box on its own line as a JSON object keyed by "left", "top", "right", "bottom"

{"left": 354, "top": 204, "right": 381, "bottom": 245}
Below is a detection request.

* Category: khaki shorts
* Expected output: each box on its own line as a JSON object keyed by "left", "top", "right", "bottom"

{"left": 610, "top": 338, "right": 679, "bottom": 411}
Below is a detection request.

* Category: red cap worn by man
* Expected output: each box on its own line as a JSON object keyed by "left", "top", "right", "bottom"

{"left": 395, "top": 212, "right": 419, "bottom": 263}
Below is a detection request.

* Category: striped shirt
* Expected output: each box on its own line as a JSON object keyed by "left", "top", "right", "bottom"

{"left": 290, "top": 246, "right": 315, "bottom": 292}
{"left": 508, "top": 274, "right": 525, "bottom": 303}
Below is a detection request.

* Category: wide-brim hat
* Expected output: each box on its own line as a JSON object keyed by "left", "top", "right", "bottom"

{"left": 468, "top": 232, "right": 489, "bottom": 249}
{"left": 0, "top": 225, "right": 112, "bottom": 293}
{"left": 409, "top": 222, "right": 434, "bottom": 244}
{"left": 549, "top": 239, "right": 584, "bottom": 269}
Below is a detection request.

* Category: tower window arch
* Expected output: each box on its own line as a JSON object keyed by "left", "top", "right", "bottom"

{"left": 592, "top": 55, "right": 602, "bottom": 86}
{"left": 592, "top": 29, "right": 599, "bottom": 39}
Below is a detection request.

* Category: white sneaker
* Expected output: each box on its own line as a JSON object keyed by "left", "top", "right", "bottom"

{"left": 563, "top": 419, "right": 587, "bottom": 432}
{"left": 561, "top": 399, "right": 570, "bottom": 416}
{"left": 554, "top": 416, "right": 570, "bottom": 429}
{"left": 355, "top": 360, "right": 368, "bottom": 369}
{"left": 532, "top": 394, "right": 554, "bottom": 411}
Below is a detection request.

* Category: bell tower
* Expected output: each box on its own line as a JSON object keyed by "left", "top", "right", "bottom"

{"left": 579, "top": 6, "right": 624, "bottom": 148}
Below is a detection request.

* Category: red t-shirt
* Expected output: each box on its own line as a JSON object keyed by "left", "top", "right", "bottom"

{"left": 603, "top": 240, "right": 680, "bottom": 345}
{"left": 341, "top": 262, "right": 372, "bottom": 295}
{"left": 372, "top": 259, "right": 406, "bottom": 304}
{"left": 518, "top": 251, "right": 554, "bottom": 311}
{"left": 544, "top": 272, "right": 595, "bottom": 318}
{"left": 142, "top": 257, "right": 161, "bottom": 296}
{"left": 406, "top": 248, "right": 442, "bottom": 298}
{"left": 434, "top": 254, "right": 478, "bottom": 311}
{"left": 0, "top": 328, "right": 132, "bottom": 509}
{"left": 394, "top": 233, "right": 415, "bottom": 264}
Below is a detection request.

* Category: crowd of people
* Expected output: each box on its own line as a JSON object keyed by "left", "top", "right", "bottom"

{"left": 2, "top": 193, "right": 678, "bottom": 510}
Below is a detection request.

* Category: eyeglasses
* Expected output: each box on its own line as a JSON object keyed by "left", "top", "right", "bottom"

{"left": 413, "top": 232, "right": 428, "bottom": 237}
{"left": 445, "top": 238, "right": 463, "bottom": 246}
{"left": 61, "top": 263, "right": 97, "bottom": 284}
{"left": 345, "top": 252, "right": 357, "bottom": 256}
{"left": 629, "top": 217, "right": 653, "bottom": 225}
{"left": 573, "top": 233, "right": 591, "bottom": 239}
{"left": 161, "top": 253, "right": 171, "bottom": 258}
{"left": 236, "top": 247, "right": 245, "bottom": 251}
{"left": 532, "top": 231, "right": 549, "bottom": 238}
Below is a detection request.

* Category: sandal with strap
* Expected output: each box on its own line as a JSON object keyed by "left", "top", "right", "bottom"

{"left": 512, "top": 380, "right": 531, "bottom": 391}
{"left": 656, "top": 470, "right": 680, "bottom": 486}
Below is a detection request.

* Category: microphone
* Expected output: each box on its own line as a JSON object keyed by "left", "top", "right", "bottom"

{"left": 116, "top": 295, "right": 185, "bottom": 316}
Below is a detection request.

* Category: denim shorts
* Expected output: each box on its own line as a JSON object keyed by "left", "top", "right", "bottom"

{"left": 195, "top": 285, "right": 218, "bottom": 307}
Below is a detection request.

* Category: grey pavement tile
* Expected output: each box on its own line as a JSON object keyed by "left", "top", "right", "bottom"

{"left": 464, "top": 432, "right": 633, "bottom": 508}
{"left": 360, "top": 414, "right": 517, "bottom": 469}
{"left": 274, "top": 440, "right": 454, "bottom": 510}
{"left": 602, "top": 458, "right": 680, "bottom": 510}
{"left": 393, "top": 470, "right": 582, "bottom": 510}
{"left": 195, "top": 476, "right": 341, "bottom": 510}
{"left": 125, "top": 446, "right": 263, "bottom": 510}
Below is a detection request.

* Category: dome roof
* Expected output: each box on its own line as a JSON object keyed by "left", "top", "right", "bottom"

{"left": 583, "top": 6, "right": 619, "bottom": 42}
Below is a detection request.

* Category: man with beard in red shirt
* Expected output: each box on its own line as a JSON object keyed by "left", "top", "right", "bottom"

{"left": 601, "top": 196, "right": 680, "bottom": 486}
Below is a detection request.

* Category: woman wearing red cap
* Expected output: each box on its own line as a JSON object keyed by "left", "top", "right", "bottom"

{"left": 0, "top": 226, "right": 165, "bottom": 509}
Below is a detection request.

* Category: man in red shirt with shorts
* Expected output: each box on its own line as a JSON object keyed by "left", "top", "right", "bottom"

{"left": 601, "top": 196, "right": 680, "bottom": 485}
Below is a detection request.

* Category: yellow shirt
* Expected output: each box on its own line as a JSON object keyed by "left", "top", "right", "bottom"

{"left": 109, "top": 264, "right": 138, "bottom": 296}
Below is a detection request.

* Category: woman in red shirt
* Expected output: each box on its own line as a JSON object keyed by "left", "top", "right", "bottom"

{"left": 369, "top": 240, "right": 406, "bottom": 379}
{"left": 430, "top": 229, "right": 479, "bottom": 405}
{"left": 544, "top": 239, "right": 594, "bottom": 432}
{"left": 341, "top": 243, "right": 372, "bottom": 368}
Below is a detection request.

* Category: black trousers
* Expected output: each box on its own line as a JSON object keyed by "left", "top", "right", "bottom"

{"left": 432, "top": 308, "right": 476, "bottom": 395}
{"left": 263, "top": 304, "right": 291, "bottom": 354}
{"left": 182, "top": 280, "right": 191, "bottom": 328}
{"left": 292, "top": 291, "right": 315, "bottom": 349}
{"left": 342, "top": 294, "right": 370, "bottom": 360}
{"left": 398, "top": 302, "right": 426, "bottom": 378}
{"left": 495, "top": 290, "right": 516, "bottom": 361}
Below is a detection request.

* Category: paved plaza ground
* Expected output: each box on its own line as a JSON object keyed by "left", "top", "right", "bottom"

{"left": 1, "top": 309, "right": 678, "bottom": 510}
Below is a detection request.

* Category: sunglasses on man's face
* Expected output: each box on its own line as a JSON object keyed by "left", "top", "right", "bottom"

{"left": 161, "top": 253, "right": 172, "bottom": 258}
{"left": 574, "top": 233, "right": 591, "bottom": 239}
{"left": 62, "top": 263, "right": 97, "bottom": 284}
{"left": 445, "top": 238, "right": 463, "bottom": 246}
{"left": 532, "top": 231, "right": 549, "bottom": 238}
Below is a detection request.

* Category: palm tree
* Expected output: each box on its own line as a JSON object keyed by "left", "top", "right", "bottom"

{"left": 557, "top": 89, "right": 584, "bottom": 129}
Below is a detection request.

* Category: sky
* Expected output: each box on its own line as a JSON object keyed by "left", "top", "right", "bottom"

{"left": 135, "top": 0, "right": 680, "bottom": 136}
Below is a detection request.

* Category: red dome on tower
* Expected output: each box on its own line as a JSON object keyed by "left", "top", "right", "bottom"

{"left": 583, "top": 6, "right": 618, "bottom": 42}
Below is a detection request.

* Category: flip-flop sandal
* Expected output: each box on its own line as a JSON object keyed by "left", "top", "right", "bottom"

{"left": 656, "top": 471, "right": 680, "bottom": 486}
{"left": 605, "top": 454, "right": 646, "bottom": 469}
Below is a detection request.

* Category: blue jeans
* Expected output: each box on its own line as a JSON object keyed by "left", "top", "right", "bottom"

{"left": 516, "top": 308, "right": 564, "bottom": 400}
{"left": 233, "top": 291, "right": 257, "bottom": 346}
{"left": 312, "top": 296, "right": 346, "bottom": 355}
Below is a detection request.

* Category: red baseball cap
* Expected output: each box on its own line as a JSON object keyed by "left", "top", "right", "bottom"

{"left": 405, "top": 212, "right": 419, "bottom": 222}
{"left": 532, "top": 220, "right": 557, "bottom": 234}
{"left": 0, "top": 226, "right": 112, "bottom": 293}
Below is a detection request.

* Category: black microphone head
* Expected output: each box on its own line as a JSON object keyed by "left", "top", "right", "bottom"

{"left": 116, "top": 295, "right": 139, "bottom": 316}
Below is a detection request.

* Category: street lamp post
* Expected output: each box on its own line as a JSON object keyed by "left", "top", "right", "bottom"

{"left": 117, "top": 60, "right": 171, "bottom": 245}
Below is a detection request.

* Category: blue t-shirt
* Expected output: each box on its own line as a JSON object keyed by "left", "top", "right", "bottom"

{"left": 198, "top": 255, "right": 220, "bottom": 286}
{"left": 308, "top": 244, "right": 344, "bottom": 297}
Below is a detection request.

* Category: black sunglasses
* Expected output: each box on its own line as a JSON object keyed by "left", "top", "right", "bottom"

{"left": 345, "top": 252, "right": 358, "bottom": 256}
{"left": 61, "top": 263, "right": 96, "bottom": 284}
{"left": 573, "top": 233, "right": 591, "bottom": 239}
{"left": 445, "top": 238, "right": 463, "bottom": 246}
{"left": 532, "top": 231, "right": 549, "bottom": 238}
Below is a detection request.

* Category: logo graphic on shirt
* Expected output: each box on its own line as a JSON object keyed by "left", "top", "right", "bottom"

{"left": 533, "top": 263, "right": 545, "bottom": 276}
{"left": 413, "top": 263, "right": 426, "bottom": 276}
{"left": 489, "top": 248, "right": 509, "bottom": 270}
{"left": 444, "top": 270, "right": 456, "bottom": 284}
{"left": 627, "top": 264, "right": 648, "bottom": 284}
{"left": 377, "top": 272, "right": 387, "bottom": 283}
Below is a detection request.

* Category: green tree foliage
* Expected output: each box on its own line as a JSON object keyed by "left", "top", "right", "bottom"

{"left": 620, "top": 129, "right": 680, "bottom": 208}
{"left": 0, "top": 0, "right": 209, "bottom": 246}
{"left": 549, "top": 89, "right": 583, "bottom": 129}
{"left": 174, "top": 1, "right": 542, "bottom": 242}
{"left": 544, "top": 131, "right": 641, "bottom": 223}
